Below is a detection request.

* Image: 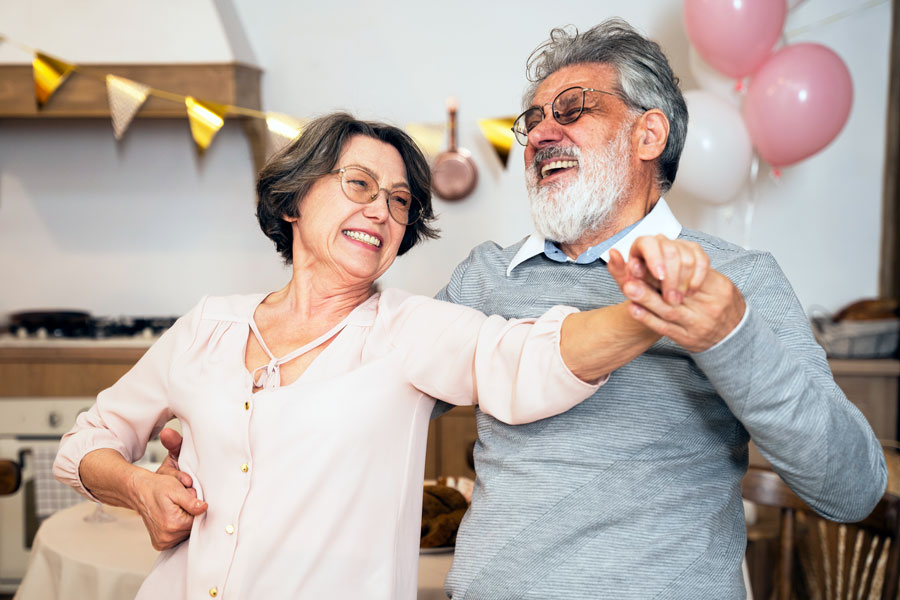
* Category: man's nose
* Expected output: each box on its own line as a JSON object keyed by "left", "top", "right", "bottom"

{"left": 528, "top": 109, "right": 565, "bottom": 149}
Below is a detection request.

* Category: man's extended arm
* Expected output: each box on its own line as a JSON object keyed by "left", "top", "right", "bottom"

{"left": 617, "top": 250, "right": 887, "bottom": 522}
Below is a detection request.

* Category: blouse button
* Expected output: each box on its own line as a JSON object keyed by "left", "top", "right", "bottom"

{"left": 209, "top": 587, "right": 218, "bottom": 597}
{"left": 240, "top": 463, "right": 249, "bottom": 473}
{"left": 225, "top": 524, "right": 235, "bottom": 535}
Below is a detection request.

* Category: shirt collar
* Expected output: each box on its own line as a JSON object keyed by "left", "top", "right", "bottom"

{"left": 506, "top": 197, "right": 682, "bottom": 276}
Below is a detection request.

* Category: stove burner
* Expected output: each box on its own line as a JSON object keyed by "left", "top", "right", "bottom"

{"left": 8, "top": 311, "right": 177, "bottom": 339}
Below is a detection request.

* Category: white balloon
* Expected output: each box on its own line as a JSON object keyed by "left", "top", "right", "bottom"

{"left": 688, "top": 46, "right": 743, "bottom": 107}
{"left": 672, "top": 90, "right": 754, "bottom": 204}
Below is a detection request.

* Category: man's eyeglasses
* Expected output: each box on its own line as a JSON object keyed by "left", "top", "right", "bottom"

{"left": 330, "top": 167, "right": 420, "bottom": 226}
{"left": 511, "top": 86, "right": 621, "bottom": 146}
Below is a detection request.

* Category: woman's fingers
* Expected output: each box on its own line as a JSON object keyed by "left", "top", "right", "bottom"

{"left": 626, "top": 237, "right": 712, "bottom": 304}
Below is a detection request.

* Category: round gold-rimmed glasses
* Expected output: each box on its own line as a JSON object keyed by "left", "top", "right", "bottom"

{"left": 330, "top": 166, "right": 420, "bottom": 226}
{"left": 511, "top": 86, "right": 622, "bottom": 146}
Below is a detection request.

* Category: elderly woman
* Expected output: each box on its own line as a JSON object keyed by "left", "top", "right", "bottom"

{"left": 53, "top": 113, "right": 705, "bottom": 599}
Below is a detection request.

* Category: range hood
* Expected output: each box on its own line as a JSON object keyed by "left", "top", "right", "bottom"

{"left": 0, "top": 0, "right": 268, "bottom": 168}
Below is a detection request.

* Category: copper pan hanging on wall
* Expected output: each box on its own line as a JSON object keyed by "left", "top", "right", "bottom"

{"left": 431, "top": 97, "right": 478, "bottom": 202}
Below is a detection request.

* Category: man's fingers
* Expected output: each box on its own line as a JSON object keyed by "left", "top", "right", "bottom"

{"left": 176, "top": 471, "right": 193, "bottom": 488}
{"left": 688, "top": 245, "right": 710, "bottom": 293}
{"left": 627, "top": 302, "right": 685, "bottom": 340}
{"left": 622, "top": 279, "right": 683, "bottom": 324}
{"left": 159, "top": 428, "right": 184, "bottom": 457}
{"left": 630, "top": 236, "right": 667, "bottom": 282}
{"left": 172, "top": 488, "right": 208, "bottom": 516}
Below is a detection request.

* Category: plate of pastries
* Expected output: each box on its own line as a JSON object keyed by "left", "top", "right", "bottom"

{"left": 420, "top": 481, "right": 470, "bottom": 553}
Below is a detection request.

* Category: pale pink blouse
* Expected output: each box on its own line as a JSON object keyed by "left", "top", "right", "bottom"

{"left": 54, "top": 289, "right": 601, "bottom": 599}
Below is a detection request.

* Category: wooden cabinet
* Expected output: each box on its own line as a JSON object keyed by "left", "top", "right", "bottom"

{"left": 0, "top": 346, "right": 147, "bottom": 397}
{"left": 425, "top": 406, "right": 476, "bottom": 480}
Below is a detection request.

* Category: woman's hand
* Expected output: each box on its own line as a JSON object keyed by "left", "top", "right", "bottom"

{"left": 608, "top": 238, "right": 746, "bottom": 353}
{"left": 130, "top": 466, "right": 207, "bottom": 551}
{"left": 609, "top": 235, "right": 710, "bottom": 305}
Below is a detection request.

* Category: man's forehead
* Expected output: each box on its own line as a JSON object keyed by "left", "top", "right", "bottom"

{"left": 532, "top": 63, "right": 617, "bottom": 103}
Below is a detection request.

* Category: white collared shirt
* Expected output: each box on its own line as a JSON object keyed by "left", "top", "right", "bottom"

{"left": 505, "top": 197, "right": 747, "bottom": 352}
{"left": 506, "top": 198, "right": 683, "bottom": 276}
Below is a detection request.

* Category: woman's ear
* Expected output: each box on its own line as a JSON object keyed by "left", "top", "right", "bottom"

{"left": 633, "top": 109, "right": 670, "bottom": 162}
{"left": 282, "top": 213, "right": 298, "bottom": 223}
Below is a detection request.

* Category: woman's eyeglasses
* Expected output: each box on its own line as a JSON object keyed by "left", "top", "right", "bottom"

{"left": 330, "top": 167, "right": 420, "bottom": 226}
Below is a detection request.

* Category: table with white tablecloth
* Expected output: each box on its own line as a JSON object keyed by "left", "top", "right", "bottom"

{"left": 13, "top": 502, "right": 454, "bottom": 600}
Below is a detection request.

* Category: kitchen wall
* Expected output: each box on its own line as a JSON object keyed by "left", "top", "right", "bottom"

{"left": 0, "top": 0, "right": 891, "bottom": 318}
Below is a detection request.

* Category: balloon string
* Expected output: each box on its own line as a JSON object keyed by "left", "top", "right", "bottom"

{"left": 743, "top": 154, "right": 760, "bottom": 249}
{"left": 784, "top": 0, "right": 888, "bottom": 39}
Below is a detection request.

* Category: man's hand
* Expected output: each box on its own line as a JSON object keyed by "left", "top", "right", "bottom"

{"left": 134, "top": 427, "right": 203, "bottom": 550}
{"left": 130, "top": 467, "right": 207, "bottom": 551}
{"left": 155, "top": 428, "right": 192, "bottom": 488}
{"left": 617, "top": 267, "right": 746, "bottom": 353}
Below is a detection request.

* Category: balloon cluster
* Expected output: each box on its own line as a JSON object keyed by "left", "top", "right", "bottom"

{"left": 674, "top": 0, "right": 853, "bottom": 204}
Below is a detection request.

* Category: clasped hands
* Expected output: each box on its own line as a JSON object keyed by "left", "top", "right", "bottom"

{"left": 608, "top": 234, "right": 746, "bottom": 353}
{"left": 140, "top": 236, "right": 745, "bottom": 550}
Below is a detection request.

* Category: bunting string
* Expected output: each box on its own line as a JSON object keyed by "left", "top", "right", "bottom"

{"left": 0, "top": 33, "right": 516, "bottom": 166}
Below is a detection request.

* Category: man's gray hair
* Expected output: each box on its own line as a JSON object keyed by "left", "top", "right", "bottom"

{"left": 523, "top": 19, "right": 688, "bottom": 194}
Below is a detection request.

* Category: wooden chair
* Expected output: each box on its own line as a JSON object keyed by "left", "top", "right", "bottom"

{"left": 742, "top": 467, "right": 900, "bottom": 600}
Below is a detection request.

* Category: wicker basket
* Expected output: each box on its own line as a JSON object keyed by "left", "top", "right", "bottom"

{"left": 810, "top": 317, "right": 900, "bottom": 359}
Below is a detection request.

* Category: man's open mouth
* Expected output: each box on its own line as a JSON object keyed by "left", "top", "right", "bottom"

{"left": 540, "top": 159, "right": 579, "bottom": 179}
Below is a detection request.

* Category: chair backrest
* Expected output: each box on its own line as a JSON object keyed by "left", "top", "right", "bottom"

{"left": 742, "top": 467, "right": 900, "bottom": 600}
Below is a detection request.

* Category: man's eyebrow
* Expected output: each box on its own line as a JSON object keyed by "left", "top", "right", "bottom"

{"left": 343, "top": 163, "right": 410, "bottom": 189}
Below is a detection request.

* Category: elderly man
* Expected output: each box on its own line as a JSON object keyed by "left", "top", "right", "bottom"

{"left": 435, "top": 18, "right": 886, "bottom": 599}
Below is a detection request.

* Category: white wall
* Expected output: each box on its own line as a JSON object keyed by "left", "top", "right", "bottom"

{"left": 0, "top": 0, "right": 891, "bottom": 319}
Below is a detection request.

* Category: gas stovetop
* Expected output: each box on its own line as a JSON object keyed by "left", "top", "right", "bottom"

{"left": 5, "top": 311, "right": 177, "bottom": 341}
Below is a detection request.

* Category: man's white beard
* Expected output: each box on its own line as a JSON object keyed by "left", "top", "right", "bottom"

{"left": 526, "top": 126, "right": 632, "bottom": 244}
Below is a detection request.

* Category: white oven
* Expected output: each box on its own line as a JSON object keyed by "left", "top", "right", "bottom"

{"left": 0, "top": 397, "right": 167, "bottom": 593}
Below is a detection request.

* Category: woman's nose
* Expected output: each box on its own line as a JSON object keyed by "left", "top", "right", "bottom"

{"left": 362, "top": 191, "right": 390, "bottom": 222}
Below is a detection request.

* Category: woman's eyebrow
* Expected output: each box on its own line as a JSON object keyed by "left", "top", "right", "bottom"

{"left": 343, "top": 163, "right": 410, "bottom": 189}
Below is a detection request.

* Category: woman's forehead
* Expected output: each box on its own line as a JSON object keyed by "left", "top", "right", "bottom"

{"left": 339, "top": 136, "right": 407, "bottom": 183}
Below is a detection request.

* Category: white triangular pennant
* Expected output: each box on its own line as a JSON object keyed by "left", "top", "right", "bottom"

{"left": 106, "top": 75, "right": 150, "bottom": 140}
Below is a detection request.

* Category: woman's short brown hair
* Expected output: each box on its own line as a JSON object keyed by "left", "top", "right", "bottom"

{"left": 256, "top": 112, "right": 439, "bottom": 263}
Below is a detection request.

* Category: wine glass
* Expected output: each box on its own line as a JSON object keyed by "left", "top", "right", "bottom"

{"left": 83, "top": 501, "right": 116, "bottom": 523}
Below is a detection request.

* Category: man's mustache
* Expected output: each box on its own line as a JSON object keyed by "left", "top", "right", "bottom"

{"left": 530, "top": 145, "right": 580, "bottom": 172}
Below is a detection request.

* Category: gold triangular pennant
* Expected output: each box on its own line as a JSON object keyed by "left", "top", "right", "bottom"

{"left": 106, "top": 75, "right": 150, "bottom": 140}
{"left": 185, "top": 96, "right": 228, "bottom": 152}
{"left": 33, "top": 52, "right": 75, "bottom": 108}
{"left": 265, "top": 113, "right": 307, "bottom": 156}
{"left": 404, "top": 123, "right": 445, "bottom": 161}
{"left": 478, "top": 117, "right": 516, "bottom": 168}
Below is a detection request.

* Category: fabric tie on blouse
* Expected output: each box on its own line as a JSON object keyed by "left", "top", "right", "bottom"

{"left": 247, "top": 311, "right": 356, "bottom": 391}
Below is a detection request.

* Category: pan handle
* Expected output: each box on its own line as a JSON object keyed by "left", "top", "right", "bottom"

{"left": 446, "top": 96, "right": 459, "bottom": 152}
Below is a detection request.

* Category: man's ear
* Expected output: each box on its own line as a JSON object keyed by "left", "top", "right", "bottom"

{"left": 633, "top": 109, "right": 669, "bottom": 162}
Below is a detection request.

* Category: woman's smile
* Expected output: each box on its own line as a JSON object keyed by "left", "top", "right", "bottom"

{"left": 342, "top": 228, "right": 383, "bottom": 249}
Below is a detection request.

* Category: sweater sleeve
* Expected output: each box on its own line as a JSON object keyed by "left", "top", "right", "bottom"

{"left": 52, "top": 297, "right": 208, "bottom": 499}
{"left": 691, "top": 253, "right": 887, "bottom": 522}
{"left": 383, "top": 290, "right": 601, "bottom": 425}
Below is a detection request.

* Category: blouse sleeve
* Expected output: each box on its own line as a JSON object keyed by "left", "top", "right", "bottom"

{"left": 382, "top": 290, "right": 603, "bottom": 425}
{"left": 53, "top": 297, "right": 207, "bottom": 498}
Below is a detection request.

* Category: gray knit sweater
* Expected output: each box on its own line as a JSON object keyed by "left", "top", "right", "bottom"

{"left": 437, "top": 228, "right": 887, "bottom": 599}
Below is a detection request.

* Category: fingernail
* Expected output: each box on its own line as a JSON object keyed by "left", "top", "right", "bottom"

{"left": 623, "top": 282, "right": 640, "bottom": 299}
{"left": 656, "top": 266, "right": 666, "bottom": 281}
{"left": 666, "top": 290, "right": 681, "bottom": 304}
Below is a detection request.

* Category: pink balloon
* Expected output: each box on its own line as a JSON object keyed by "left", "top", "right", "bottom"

{"left": 743, "top": 43, "right": 853, "bottom": 167}
{"left": 684, "top": 0, "right": 787, "bottom": 79}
